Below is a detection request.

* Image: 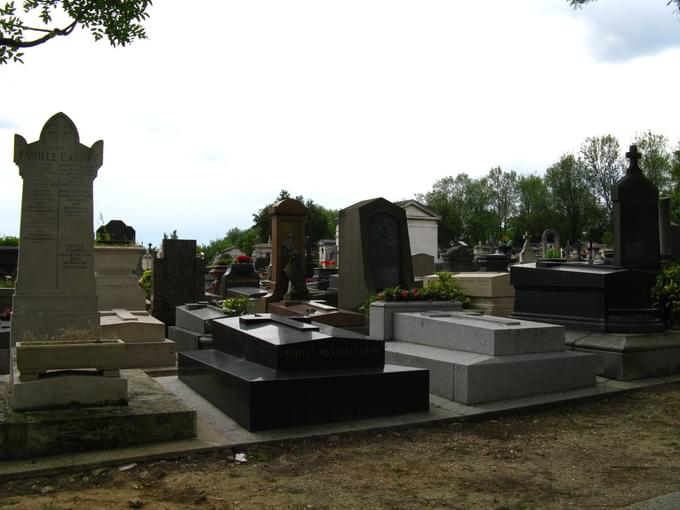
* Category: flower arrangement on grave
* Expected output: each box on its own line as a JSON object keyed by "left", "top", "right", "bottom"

{"left": 320, "top": 260, "right": 337, "bottom": 268}
{"left": 235, "top": 255, "right": 252, "bottom": 264}
{"left": 219, "top": 296, "right": 251, "bottom": 317}
{"left": 0, "top": 275, "right": 14, "bottom": 289}
{"left": 358, "top": 272, "right": 470, "bottom": 313}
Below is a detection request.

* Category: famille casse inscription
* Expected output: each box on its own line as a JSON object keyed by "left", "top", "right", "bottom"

{"left": 14, "top": 113, "right": 102, "bottom": 294}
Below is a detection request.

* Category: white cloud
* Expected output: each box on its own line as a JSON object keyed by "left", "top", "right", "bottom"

{"left": 1, "top": 0, "right": 680, "bottom": 245}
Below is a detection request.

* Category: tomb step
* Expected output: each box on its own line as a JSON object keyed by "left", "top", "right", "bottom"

{"left": 385, "top": 340, "right": 596, "bottom": 405}
{"left": 392, "top": 312, "right": 564, "bottom": 355}
{"left": 178, "top": 349, "right": 429, "bottom": 431}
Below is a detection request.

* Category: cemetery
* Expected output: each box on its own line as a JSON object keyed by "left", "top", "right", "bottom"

{"left": 0, "top": 110, "right": 680, "bottom": 508}
{"left": 0, "top": 112, "right": 679, "bottom": 505}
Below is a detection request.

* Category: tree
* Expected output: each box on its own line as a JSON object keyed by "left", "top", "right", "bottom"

{"left": 634, "top": 131, "right": 673, "bottom": 195}
{"left": 416, "top": 175, "right": 466, "bottom": 246}
{"left": 513, "top": 174, "right": 555, "bottom": 243}
{"left": 545, "top": 154, "right": 600, "bottom": 245}
{"left": 460, "top": 176, "right": 496, "bottom": 244}
{"left": 200, "top": 226, "right": 260, "bottom": 263}
{"left": 567, "top": 0, "right": 680, "bottom": 16}
{"left": 580, "top": 134, "right": 624, "bottom": 221}
{"left": 0, "top": 0, "right": 152, "bottom": 64}
{"left": 486, "top": 167, "right": 518, "bottom": 241}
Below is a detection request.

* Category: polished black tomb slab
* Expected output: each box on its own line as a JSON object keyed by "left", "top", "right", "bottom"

{"left": 178, "top": 349, "right": 429, "bottom": 431}
{"left": 178, "top": 313, "right": 429, "bottom": 431}
{"left": 211, "top": 314, "right": 385, "bottom": 370}
{"left": 511, "top": 262, "right": 663, "bottom": 333}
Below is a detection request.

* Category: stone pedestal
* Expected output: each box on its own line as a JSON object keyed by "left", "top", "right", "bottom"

{"left": 425, "top": 272, "right": 515, "bottom": 317}
{"left": 12, "top": 339, "right": 128, "bottom": 409}
{"left": 94, "top": 245, "right": 146, "bottom": 311}
{"left": 566, "top": 329, "right": 680, "bottom": 380}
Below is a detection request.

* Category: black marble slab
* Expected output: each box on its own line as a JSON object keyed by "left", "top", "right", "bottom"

{"left": 175, "top": 303, "right": 226, "bottom": 334}
{"left": 511, "top": 262, "right": 663, "bottom": 333}
{"left": 211, "top": 314, "right": 384, "bottom": 370}
{"left": 178, "top": 349, "right": 429, "bottom": 431}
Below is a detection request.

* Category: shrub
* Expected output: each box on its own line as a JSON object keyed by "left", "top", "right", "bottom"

{"left": 0, "top": 236, "right": 19, "bottom": 246}
{"left": 138, "top": 269, "right": 152, "bottom": 300}
{"left": 652, "top": 263, "right": 680, "bottom": 328}
{"left": 219, "top": 296, "right": 251, "bottom": 317}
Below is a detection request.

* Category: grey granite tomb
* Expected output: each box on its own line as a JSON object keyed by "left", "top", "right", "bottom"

{"left": 378, "top": 310, "right": 596, "bottom": 404}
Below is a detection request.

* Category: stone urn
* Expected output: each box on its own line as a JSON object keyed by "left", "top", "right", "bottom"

{"left": 94, "top": 245, "right": 146, "bottom": 310}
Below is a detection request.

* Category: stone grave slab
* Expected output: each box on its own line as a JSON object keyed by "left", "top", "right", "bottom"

{"left": 178, "top": 313, "right": 429, "bottom": 431}
{"left": 392, "top": 312, "right": 564, "bottom": 355}
{"left": 382, "top": 311, "right": 596, "bottom": 404}
{"left": 369, "top": 300, "right": 463, "bottom": 340}
{"left": 99, "top": 309, "right": 176, "bottom": 368}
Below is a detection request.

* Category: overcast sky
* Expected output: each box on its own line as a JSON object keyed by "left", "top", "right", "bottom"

{"left": 2, "top": 0, "right": 680, "bottom": 246}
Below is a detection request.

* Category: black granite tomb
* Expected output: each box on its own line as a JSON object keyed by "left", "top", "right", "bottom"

{"left": 178, "top": 313, "right": 429, "bottom": 431}
{"left": 511, "top": 145, "right": 663, "bottom": 334}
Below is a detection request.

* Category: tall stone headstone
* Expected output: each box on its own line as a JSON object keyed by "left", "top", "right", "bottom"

{"left": 267, "top": 199, "right": 309, "bottom": 303}
{"left": 338, "top": 198, "right": 414, "bottom": 310}
{"left": 13, "top": 113, "right": 102, "bottom": 342}
{"left": 11, "top": 113, "right": 126, "bottom": 409}
{"left": 613, "top": 145, "right": 660, "bottom": 272}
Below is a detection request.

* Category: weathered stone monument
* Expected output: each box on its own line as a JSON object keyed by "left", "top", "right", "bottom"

{"left": 267, "top": 198, "right": 309, "bottom": 303}
{"left": 0, "top": 114, "right": 196, "bottom": 460}
{"left": 10, "top": 113, "right": 126, "bottom": 409}
{"left": 338, "top": 198, "right": 414, "bottom": 310}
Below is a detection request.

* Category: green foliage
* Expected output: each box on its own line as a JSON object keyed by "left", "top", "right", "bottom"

{"left": 163, "top": 230, "right": 179, "bottom": 240}
{"left": 544, "top": 248, "right": 561, "bottom": 259}
{"left": 358, "top": 273, "right": 470, "bottom": 314}
{"left": 252, "top": 190, "right": 336, "bottom": 244}
{"left": 0, "top": 0, "right": 152, "bottom": 65}
{"left": 218, "top": 296, "right": 251, "bottom": 317}
{"left": 138, "top": 269, "right": 152, "bottom": 300}
{"left": 652, "top": 263, "right": 680, "bottom": 328}
{"left": 0, "top": 275, "right": 14, "bottom": 288}
{"left": 0, "top": 235, "right": 19, "bottom": 246}
{"left": 201, "top": 227, "right": 259, "bottom": 264}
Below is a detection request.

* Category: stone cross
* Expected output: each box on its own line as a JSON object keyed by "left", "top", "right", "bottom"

{"left": 626, "top": 145, "right": 642, "bottom": 174}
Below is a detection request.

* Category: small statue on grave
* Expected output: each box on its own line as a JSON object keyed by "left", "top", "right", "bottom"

{"left": 283, "top": 251, "right": 309, "bottom": 300}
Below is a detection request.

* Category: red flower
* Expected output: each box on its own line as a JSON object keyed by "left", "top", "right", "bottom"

{"left": 236, "top": 255, "right": 252, "bottom": 264}
{"left": 400, "top": 290, "right": 409, "bottom": 300}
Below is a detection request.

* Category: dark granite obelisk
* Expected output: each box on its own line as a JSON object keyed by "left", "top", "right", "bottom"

{"left": 613, "top": 145, "right": 660, "bottom": 272}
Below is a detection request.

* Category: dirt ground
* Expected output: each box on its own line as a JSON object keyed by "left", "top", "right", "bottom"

{"left": 3, "top": 384, "right": 680, "bottom": 510}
